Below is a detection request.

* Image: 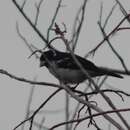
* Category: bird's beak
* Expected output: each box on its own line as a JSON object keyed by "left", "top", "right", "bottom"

{"left": 39, "top": 61, "right": 45, "bottom": 67}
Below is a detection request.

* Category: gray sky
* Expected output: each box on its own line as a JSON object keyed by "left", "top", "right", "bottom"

{"left": 0, "top": 0, "right": 130, "bottom": 130}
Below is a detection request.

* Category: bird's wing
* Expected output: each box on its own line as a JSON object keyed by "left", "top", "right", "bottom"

{"left": 56, "top": 56, "right": 78, "bottom": 69}
{"left": 56, "top": 53, "right": 99, "bottom": 71}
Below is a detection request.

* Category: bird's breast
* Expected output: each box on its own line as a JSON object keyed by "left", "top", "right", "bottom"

{"left": 48, "top": 66, "right": 87, "bottom": 84}
{"left": 46, "top": 62, "right": 99, "bottom": 84}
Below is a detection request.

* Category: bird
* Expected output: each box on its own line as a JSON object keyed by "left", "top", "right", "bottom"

{"left": 39, "top": 49, "right": 123, "bottom": 84}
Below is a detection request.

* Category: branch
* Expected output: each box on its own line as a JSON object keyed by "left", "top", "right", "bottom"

{"left": 98, "top": 22, "right": 128, "bottom": 72}
{"left": 0, "top": 68, "right": 125, "bottom": 129}
{"left": 115, "top": 0, "right": 130, "bottom": 24}
{"left": 49, "top": 26, "right": 127, "bottom": 129}
{"left": 87, "top": 13, "right": 130, "bottom": 56}
{"left": 12, "top": 0, "right": 48, "bottom": 45}
{"left": 71, "top": 0, "right": 88, "bottom": 51}
{"left": 0, "top": 69, "right": 61, "bottom": 88}
{"left": 47, "top": 0, "right": 63, "bottom": 41}
{"left": 21, "top": 77, "right": 36, "bottom": 130}
{"left": 49, "top": 108, "right": 130, "bottom": 130}
{"left": 13, "top": 88, "right": 61, "bottom": 130}
{"left": 75, "top": 89, "right": 130, "bottom": 98}
{"left": 34, "top": 0, "right": 45, "bottom": 26}
{"left": 103, "top": 3, "right": 117, "bottom": 29}
{"left": 16, "top": 22, "right": 39, "bottom": 59}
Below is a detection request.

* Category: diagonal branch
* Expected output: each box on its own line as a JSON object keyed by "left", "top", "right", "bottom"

{"left": 13, "top": 88, "right": 61, "bottom": 130}
{"left": 98, "top": 22, "right": 128, "bottom": 72}
{"left": 47, "top": 0, "right": 63, "bottom": 42}
{"left": 71, "top": 0, "right": 88, "bottom": 51}
{"left": 34, "top": 0, "right": 45, "bottom": 26}
{"left": 49, "top": 108, "right": 130, "bottom": 130}
{"left": 0, "top": 68, "right": 125, "bottom": 130}
{"left": 87, "top": 13, "right": 130, "bottom": 56}
{"left": 12, "top": 0, "right": 48, "bottom": 45}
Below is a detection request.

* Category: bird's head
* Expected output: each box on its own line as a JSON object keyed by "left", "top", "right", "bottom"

{"left": 39, "top": 50, "right": 57, "bottom": 67}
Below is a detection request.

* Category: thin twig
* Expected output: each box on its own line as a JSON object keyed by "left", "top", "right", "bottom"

{"left": 98, "top": 22, "right": 128, "bottom": 72}
{"left": 47, "top": 0, "right": 62, "bottom": 42}
{"left": 13, "top": 88, "right": 61, "bottom": 130}
{"left": 65, "top": 92, "right": 70, "bottom": 130}
{"left": 21, "top": 77, "right": 36, "bottom": 130}
{"left": 0, "top": 69, "right": 62, "bottom": 88}
{"left": 21, "top": 0, "right": 27, "bottom": 10}
{"left": 49, "top": 108, "right": 130, "bottom": 130}
{"left": 16, "top": 22, "right": 39, "bottom": 59}
{"left": 71, "top": 0, "right": 88, "bottom": 51}
{"left": 12, "top": 0, "right": 48, "bottom": 45}
{"left": 69, "top": 86, "right": 90, "bottom": 129}
{"left": 115, "top": 0, "right": 130, "bottom": 24}
{"left": 35, "top": 0, "right": 45, "bottom": 26}
{"left": 0, "top": 67, "right": 125, "bottom": 129}
{"left": 99, "top": 2, "right": 103, "bottom": 25}
{"left": 49, "top": 25, "right": 127, "bottom": 129}
{"left": 103, "top": 3, "right": 117, "bottom": 29}
{"left": 87, "top": 13, "right": 130, "bottom": 56}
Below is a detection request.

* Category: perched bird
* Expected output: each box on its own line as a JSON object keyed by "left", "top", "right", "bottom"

{"left": 39, "top": 49, "right": 123, "bottom": 84}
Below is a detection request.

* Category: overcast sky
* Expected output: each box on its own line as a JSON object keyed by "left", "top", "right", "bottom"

{"left": 0, "top": 0, "right": 130, "bottom": 130}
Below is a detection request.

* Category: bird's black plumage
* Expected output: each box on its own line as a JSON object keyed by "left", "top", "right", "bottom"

{"left": 40, "top": 50, "right": 98, "bottom": 70}
{"left": 39, "top": 50, "right": 123, "bottom": 84}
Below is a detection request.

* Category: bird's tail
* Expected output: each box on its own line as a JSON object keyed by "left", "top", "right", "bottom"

{"left": 98, "top": 67, "right": 123, "bottom": 78}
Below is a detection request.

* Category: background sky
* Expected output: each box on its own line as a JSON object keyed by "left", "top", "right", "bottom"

{"left": 0, "top": 0, "right": 130, "bottom": 130}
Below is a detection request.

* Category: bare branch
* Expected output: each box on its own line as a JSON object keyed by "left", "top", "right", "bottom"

{"left": 0, "top": 67, "right": 125, "bottom": 129}
{"left": 21, "top": 77, "right": 36, "bottom": 130}
{"left": 16, "top": 22, "right": 39, "bottom": 59}
{"left": 0, "top": 69, "right": 61, "bottom": 88}
{"left": 75, "top": 89, "right": 130, "bottom": 100}
{"left": 65, "top": 92, "right": 70, "bottom": 130}
{"left": 49, "top": 108, "right": 130, "bottom": 130}
{"left": 13, "top": 88, "right": 61, "bottom": 130}
{"left": 21, "top": 0, "right": 27, "bottom": 10}
{"left": 71, "top": 0, "right": 88, "bottom": 51}
{"left": 12, "top": 0, "right": 48, "bottom": 45}
{"left": 100, "top": 90, "right": 130, "bottom": 129}
{"left": 47, "top": 0, "right": 63, "bottom": 41}
{"left": 115, "top": 0, "right": 130, "bottom": 24}
{"left": 10, "top": 1, "right": 130, "bottom": 130}
{"left": 89, "top": 13, "right": 130, "bottom": 127}
{"left": 98, "top": 22, "right": 128, "bottom": 73}
{"left": 87, "top": 13, "right": 130, "bottom": 56}
{"left": 34, "top": 0, "right": 45, "bottom": 26}
{"left": 103, "top": 3, "right": 117, "bottom": 29}
{"left": 48, "top": 25, "right": 128, "bottom": 129}
{"left": 99, "top": 1, "right": 103, "bottom": 25}
{"left": 69, "top": 86, "right": 90, "bottom": 129}
{"left": 33, "top": 121, "right": 48, "bottom": 130}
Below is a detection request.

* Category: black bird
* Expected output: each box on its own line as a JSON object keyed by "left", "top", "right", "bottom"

{"left": 39, "top": 50, "right": 123, "bottom": 84}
